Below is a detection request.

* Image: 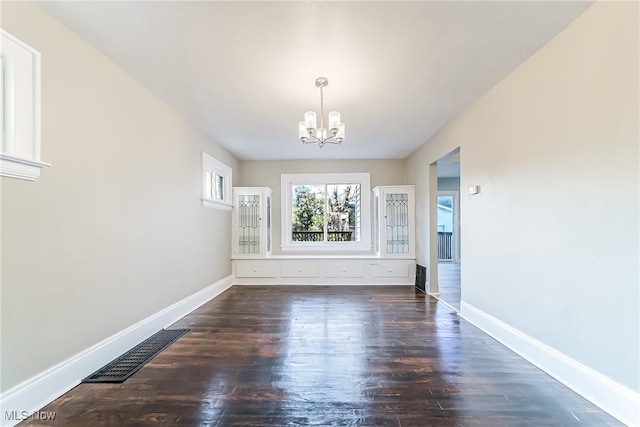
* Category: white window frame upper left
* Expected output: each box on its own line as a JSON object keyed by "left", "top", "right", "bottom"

{"left": 201, "top": 152, "right": 232, "bottom": 211}
{"left": 1, "top": 29, "right": 51, "bottom": 181}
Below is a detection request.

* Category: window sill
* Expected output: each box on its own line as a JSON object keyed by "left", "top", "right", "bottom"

{"left": 201, "top": 198, "right": 232, "bottom": 211}
{"left": 281, "top": 243, "right": 373, "bottom": 252}
{"left": 0, "top": 154, "right": 51, "bottom": 181}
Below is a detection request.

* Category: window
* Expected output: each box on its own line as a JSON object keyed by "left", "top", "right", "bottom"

{"left": 1, "top": 29, "right": 50, "bottom": 181}
{"left": 281, "top": 173, "right": 371, "bottom": 251}
{"left": 202, "top": 152, "right": 232, "bottom": 210}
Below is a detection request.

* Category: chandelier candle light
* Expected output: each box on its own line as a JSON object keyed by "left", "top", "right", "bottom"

{"left": 299, "top": 77, "right": 345, "bottom": 147}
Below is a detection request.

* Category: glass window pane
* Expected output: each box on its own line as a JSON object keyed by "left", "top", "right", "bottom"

{"left": 326, "top": 184, "right": 360, "bottom": 241}
{"left": 205, "top": 172, "right": 213, "bottom": 199}
{"left": 215, "top": 174, "right": 224, "bottom": 200}
{"left": 386, "top": 192, "right": 409, "bottom": 253}
{"left": 437, "top": 195, "right": 454, "bottom": 261}
{"left": 437, "top": 196, "right": 454, "bottom": 232}
{"left": 238, "top": 194, "right": 260, "bottom": 254}
{"left": 374, "top": 194, "right": 379, "bottom": 252}
{"left": 291, "top": 185, "right": 324, "bottom": 241}
{"left": 266, "top": 195, "right": 271, "bottom": 251}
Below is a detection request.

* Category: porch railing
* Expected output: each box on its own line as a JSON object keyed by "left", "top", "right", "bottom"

{"left": 438, "top": 232, "right": 453, "bottom": 261}
{"left": 292, "top": 231, "right": 353, "bottom": 242}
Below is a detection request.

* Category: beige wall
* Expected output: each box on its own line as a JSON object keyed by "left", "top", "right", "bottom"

{"left": 0, "top": 3, "right": 238, "bottom": 391}
{"left": 407, "top": 1, "right": 638, "bottom": 391}
{"left": 238, "top": 159, "right": 406, "bottom": 255}
{"left": 2, "top": 0, "right": 637, "bottom": 409}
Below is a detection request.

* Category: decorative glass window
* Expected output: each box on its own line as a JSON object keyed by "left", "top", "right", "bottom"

{"left": 237, "top": 194, "right": 260, "bottom": 254}
{"left": 281, "top": 173, "right": 371, "bottom": 251}
{"left": 385, "top": 193, "right": 409, "bottom": 254}
{"left": 1, "top": 30, "right": 50, "bottom": 181}
{"left": 201, "top": 152, "right": 232, "bottom": 210}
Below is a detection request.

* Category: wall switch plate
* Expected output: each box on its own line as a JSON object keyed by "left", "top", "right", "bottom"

{"left": 468, "top": 185, "right": 480, "bottom": 195}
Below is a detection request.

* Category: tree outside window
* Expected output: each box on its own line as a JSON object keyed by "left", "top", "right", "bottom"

{"left": 291, "top": 184, "right": 360, "bottom": 242}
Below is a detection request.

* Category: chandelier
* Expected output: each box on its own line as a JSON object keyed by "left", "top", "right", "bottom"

{"left": 298, "top": 77, "right": 345, "bottom": 147}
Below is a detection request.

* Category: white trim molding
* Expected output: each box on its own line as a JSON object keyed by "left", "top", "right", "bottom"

{"left": 1, "top": 30, "right": 50, "bottom": 181}
{"left": 201, "top": 152, "right": 232, "bottom": 211}
{"left": 280, "top": 172, "right": 372, "bottom": 252}
{"left": 0, "top": 153, "right": 50, "bottom": 181}
{"left": 460, "top": 301, "right": 640, "bottom": 427}
{"left": 201, "top": 198, "right": 232, "bottom": 211}
{"left": 0, "top": 275, "right": 233, "bottom": 427}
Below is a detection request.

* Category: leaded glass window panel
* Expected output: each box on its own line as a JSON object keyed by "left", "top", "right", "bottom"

{"left": 385, "top": 193, "right": 409, "bottom": 254}
{"left": 238, "top": 195, "right": 260, "bottom": 254}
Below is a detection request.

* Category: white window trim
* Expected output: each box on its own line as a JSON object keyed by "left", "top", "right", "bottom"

{"left": 201, "top": 152, "right": 232, "bottom": 211}
{"left": 281, "top": 172, "right": 372, "bottom": 252}
{"left": 1, "top": 29, "right": 51, "bottom": 181}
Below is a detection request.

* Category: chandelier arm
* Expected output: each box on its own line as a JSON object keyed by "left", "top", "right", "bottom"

{"left": 304, "top": 133, "right": 320, "bottom": 144}
{"left": 302, "top": 134, "right": 340, "bottom": 146}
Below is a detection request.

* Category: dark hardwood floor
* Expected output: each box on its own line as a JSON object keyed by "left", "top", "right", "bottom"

{"left": 20, "top": 286, "right": 622, "bottom": 426}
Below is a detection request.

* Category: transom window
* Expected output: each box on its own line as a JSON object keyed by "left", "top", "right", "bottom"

{"left": 281, "top": 173, "right": 371, "bottom": 251}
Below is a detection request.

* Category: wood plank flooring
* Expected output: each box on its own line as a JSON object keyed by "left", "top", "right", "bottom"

{"left": 20, "top": 286, "right": 622, "bottom": 426}
{"left": 436, "top": 263, "right": 461, "bottom": 312}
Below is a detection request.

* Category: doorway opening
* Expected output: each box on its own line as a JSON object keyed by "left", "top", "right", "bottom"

{"left": 432, "top": 148, "right": 461, "bottom": 311}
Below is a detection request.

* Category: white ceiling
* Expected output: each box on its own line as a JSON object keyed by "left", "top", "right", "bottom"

{"left": 437, "top": 147, "right": 460, "bottom": 178}
{"left": 37, "top": 1, "right": 594, "bottom": 161}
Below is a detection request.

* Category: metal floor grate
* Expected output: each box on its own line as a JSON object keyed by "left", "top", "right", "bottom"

{"left": 415, "top": 264, "right": 427, "bottom": 293}
{"left": 82, "top": 328, "right": 189, "bottom": 383}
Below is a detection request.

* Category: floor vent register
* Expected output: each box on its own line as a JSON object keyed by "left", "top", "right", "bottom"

{"left": 82, "top": 328, "right": 189, "bottom": 383}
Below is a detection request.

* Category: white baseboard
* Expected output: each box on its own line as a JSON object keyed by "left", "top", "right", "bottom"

{"left": 460, "top": 301, "right": 640, "bottom": 427}
{"left": 0, "top": 275, "right": 233, "bottom": 427}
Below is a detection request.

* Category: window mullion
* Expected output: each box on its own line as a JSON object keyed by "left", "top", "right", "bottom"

{"left": 323, "top": 183, "right": 328, "bottom": 243}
